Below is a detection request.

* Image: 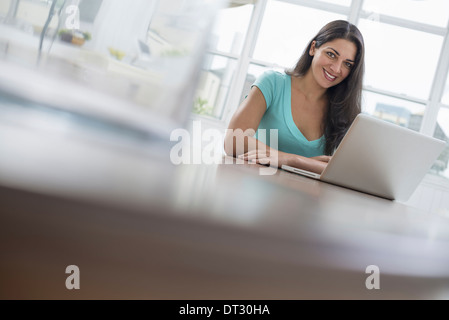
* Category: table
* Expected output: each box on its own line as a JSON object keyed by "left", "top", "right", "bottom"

{"left": 1, "top": 110, "right": 449, "bottom": 300}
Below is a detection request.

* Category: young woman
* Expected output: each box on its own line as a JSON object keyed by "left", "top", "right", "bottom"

{"left": 224, "top": 20, "right": 365, "bottom": 174}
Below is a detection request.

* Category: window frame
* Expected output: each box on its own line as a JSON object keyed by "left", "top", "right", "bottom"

{"left": 199, "top": 0, "right": 449, "bottom": 129}
{"left": 193, "top": 0, "right": 449, "bottom": 184}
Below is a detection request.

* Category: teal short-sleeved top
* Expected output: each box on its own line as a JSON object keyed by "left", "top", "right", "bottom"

{"left": 252, "top": 70, "right": 325, "bottom": 158}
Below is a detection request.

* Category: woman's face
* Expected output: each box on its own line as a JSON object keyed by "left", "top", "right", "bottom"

{"left": 309, "top": 38, "right": 357, "bottom": 89}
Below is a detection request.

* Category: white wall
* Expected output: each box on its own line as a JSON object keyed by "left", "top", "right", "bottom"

{"left": 402, "top": 175, "right": 449, "bottom": 215}
{"left": 86, "top": 0, "right": 158, "bottom": 58}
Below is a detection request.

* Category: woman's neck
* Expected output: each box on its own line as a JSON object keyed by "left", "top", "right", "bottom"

{"left": 293, "top": 70, "right": 327, "bottom": 103}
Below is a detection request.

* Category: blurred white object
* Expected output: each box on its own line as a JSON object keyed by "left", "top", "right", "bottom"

{"left": 0, "top": 0, "right": 225, "bottom": 139}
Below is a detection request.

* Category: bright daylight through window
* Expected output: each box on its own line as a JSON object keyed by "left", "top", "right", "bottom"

{"left": 192, "top": 0, "right": 449, "bottom": 185}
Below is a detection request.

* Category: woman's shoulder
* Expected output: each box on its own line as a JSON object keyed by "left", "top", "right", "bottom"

{"left": 260, "top": 69, "right": 287, "bottom": 80}
{"left": 256, "top": 70, "right": 288, "bottom": 87}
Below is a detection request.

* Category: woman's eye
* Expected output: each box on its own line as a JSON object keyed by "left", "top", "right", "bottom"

{"left": 327, "top": 52, "right": 335, "bottom": 58}
{"left": 345, "top": 62, "right": 353, "bottom": 69}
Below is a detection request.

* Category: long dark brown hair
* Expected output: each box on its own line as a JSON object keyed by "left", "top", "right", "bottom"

{"left": 286, "top": 20, "right": 365, "bottom": 155}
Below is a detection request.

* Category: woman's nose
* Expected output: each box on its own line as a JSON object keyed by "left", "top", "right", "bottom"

{"left": 329, "top": 62, "right": 341, "bottom": 74}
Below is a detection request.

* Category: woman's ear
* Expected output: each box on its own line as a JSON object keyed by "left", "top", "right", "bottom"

{"left": 309, "top": 40, "right": 316, "bottom": 56}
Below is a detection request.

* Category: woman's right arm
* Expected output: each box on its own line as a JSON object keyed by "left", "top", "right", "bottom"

{"left": 224, "top": 85, "right": 330, "bottom": 174}
{"left": 224, "top": 86, "right": 269, "bottom": 157}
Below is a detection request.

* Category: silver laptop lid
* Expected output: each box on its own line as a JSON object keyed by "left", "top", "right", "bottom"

{"left": 321, "top": 113, "right": 446, "bottom": 200}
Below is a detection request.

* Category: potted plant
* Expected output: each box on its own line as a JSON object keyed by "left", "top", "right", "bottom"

{"left": 58, "top": 29, "right": 92, "bottom": 46}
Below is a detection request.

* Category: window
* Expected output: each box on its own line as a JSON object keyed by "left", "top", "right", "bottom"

{"left": 253, "top": 1, "right": 345, "bottom": 68}
{"left": 193, "top": 54, "right": 238, "bottom": 118}
{"left": 363, "top": 0, "right": 449, "bottom": 27}
{"left": 433, "top": 107, "right": 449, "bottom": 179}
{"left": 443, "top": 72, "right": 449, "bottom": 105}
{"left": 362, "top": 91, "right": 425, "bottom": 131}
{"left": 209, "top": 4, "right": 254, "bottom": 55}
{"left": 358, "top": 19, "right": 443, "bottom": 100}
{"left": 192, "top": 3, "right": 254, "bottom": 119}
{"left": 195, "top": 0, "right": 449, "bottom": 185}
{"left": 320, "top": 0, "right": 351, "bottom": 7}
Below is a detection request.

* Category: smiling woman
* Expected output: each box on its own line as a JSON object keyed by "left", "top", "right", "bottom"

{"left": 224, "top": 20, "right": 365, "bottom": 175}
{"left": 308, "top": 39, "right": 356, "bottom": 88}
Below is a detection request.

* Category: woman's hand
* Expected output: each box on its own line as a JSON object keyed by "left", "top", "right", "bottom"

{"left": 239, "top": 151, "right": 331, "bottom": 174}
{"left": 238, "top": 148, "right": 294, "bottom": 168}
{"left": 311, "top": 155, "right": 332, "bottom": 163}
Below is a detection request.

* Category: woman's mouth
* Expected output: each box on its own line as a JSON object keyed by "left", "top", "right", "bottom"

{"left": 323, "top": 69, "right": 336, "bottom": 82}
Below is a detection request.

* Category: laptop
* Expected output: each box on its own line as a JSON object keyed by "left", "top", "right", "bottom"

{"left": 282, "top": 113, "right": 446, "bottom": 201}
